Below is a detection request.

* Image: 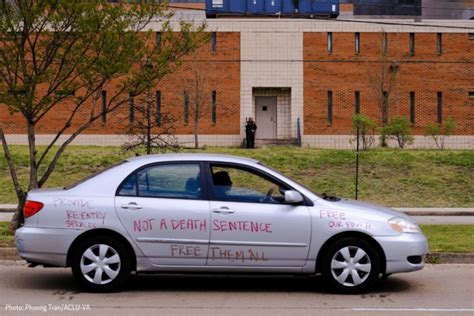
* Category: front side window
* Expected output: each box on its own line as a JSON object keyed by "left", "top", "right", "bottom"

{"left": 209, "top": 164, "right": 289, "bottom": 204}
{"left": 118, "top": 163, "right": 203, "bottom": 199}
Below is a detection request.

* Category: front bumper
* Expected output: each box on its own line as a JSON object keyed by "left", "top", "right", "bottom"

{"left": 15, "top": 226, "right": 81, "bottom": 267}
{"left": 374, "top": 233, "right": 428, "bottom": 274}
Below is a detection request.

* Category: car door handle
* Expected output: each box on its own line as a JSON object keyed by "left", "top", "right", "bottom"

{"left": 121, "top": 202, "right": 142, "bottom": 210}
{"left": 212, "top": 207, "right": 235, "bottom": 214}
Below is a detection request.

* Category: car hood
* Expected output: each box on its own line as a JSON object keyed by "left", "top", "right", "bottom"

{"left": 326, "top": 198, "right": 416, "bottom": 222}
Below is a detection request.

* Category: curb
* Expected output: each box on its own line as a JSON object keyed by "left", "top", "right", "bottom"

{"left": 425, "top": 252, "right": 474, "bottom": 264}
{"left": 402, "top": 211, "right": 474, "bottom": 216}
{"left": 0, "top": 247, "right": 473, "bottom": 264}
{"left": 0, "top": 248, "right": 20, "bottom": 260}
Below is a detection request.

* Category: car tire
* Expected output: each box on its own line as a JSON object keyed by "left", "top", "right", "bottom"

{"left": 71, "top": 235, "right": 131, "bottom": 293}
{"left": 321, "top": 237, "right": 381, "bottom": 294}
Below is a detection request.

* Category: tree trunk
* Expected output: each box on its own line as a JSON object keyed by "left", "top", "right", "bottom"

{"left": 9, "top": 194, "right": 26, "bottom": 233}
{"left": 0, "top": 128, "right": 27, "bottom": 231}
{"left": 194, "top": 120, "right": 199, "bottom": 149}
{"left": 27, "top": 122, "right": 38, "bottom": 191}
{"left": 146, "top": 94, "right": 152, "bottom": 155}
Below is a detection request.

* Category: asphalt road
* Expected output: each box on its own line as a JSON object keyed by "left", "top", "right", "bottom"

{"left": 0, "top": 261, "right": 473, "bottom": 315}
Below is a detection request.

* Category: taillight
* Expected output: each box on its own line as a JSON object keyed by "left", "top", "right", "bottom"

{"left": 24, "top": 201, "right": 44, "bottom": 219}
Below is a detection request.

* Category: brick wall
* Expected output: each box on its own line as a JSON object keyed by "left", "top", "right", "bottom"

{"left": 0, "top": 32, "right": 241, "bottom": 136}
{"left": 304, "top": 32, "right": 474, "bottom": 136}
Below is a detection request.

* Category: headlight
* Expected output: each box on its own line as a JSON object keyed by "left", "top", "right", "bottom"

{"left": 388, "top": 217, "right": 420, "bottom": 234}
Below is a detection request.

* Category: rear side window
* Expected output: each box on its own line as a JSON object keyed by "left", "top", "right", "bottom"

{"left": 117, "top": 163, "right": 203, "bottom": 200}
{"left": 117, "top": 174, "right": 137, "bottom": 196}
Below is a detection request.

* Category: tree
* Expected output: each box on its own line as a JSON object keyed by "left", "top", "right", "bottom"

{"left": 180, "top": 51, "right": 231, "bottom": 149}
{"left": 367, "top": 31, "right": 400, "bottom": 146}
{"left": 350, "top": 114, "right": 377, "bottom": 151}
{"left": 424, "top": 117, "right": 456, "bottom": 150}
{"left": 121, "top": 91, "right": 179, "bottom": 155}
{"left": 0, "top": 0, "right": 208, "bottom": 230}
{"left": 381, "top": 116, "right": 414, "bottom": 149}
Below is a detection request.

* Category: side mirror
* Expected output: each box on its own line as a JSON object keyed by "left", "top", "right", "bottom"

{"left": 284, "top": 190, "right": 304, "bottom": 205}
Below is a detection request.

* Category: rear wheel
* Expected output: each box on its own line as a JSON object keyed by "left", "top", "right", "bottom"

{"left": 71, "top": 236, "right": 131, "bottom": 292}
{"left": 321, "top": 238, "right": 381, "bottom": 294}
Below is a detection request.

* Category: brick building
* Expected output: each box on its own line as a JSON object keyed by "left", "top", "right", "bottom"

{"left": 1, "top": 15, "right": 473, "bottom": 148}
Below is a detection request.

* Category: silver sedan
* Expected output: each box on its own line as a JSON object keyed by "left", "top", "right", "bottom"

{"left": 15, "top": 154, "right": 428, "bottom": 293}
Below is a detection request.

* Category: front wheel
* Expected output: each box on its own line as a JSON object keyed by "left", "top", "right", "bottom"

{"left": 71, "top": 236, "right": 131, "bottom": 292}
{"left": 321, "top": 238, "right": 381, "bottom": 294}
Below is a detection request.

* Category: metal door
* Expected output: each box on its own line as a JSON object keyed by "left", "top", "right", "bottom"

{"left": 255, "top": 96, "right": 277, "bottom": 139}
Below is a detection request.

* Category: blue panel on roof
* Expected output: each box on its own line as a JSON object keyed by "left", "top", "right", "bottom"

{"left": 205, "top": 0, "right": 227, "bottom": 16}
{"left": 282, "top": 0, "right": 297, "bottom": 13}
{"left": 247, "top": 0, "right": 265, "bottom": 14}
{"left": 229, "top": 0, "right": 247, "bottom": 13}
{"left": 205, "top": 0, "right": 339, "bottom": 17}
{"left": 313, "top": 0, "right": 339, "bottom": 14}
{"left": 298, "top": 0, "right": 312, "bottom": 13}
{"left": 265, "top": 0, "right": 283, "bottom": 13}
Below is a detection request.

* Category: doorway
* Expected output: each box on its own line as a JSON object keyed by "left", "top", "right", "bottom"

{"left": 255, "top": 96, "right": 277, "bottom": 139}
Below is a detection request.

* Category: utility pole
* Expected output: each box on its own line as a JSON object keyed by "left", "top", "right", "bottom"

{"left": 355, "top": 126, "right": 360, "bottom": 200}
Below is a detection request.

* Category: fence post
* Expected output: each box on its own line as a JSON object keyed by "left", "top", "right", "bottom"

{"left": 297, "top": 117, "right": 302, "bottom": 147}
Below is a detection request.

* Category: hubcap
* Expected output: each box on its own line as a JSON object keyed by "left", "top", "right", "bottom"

{"left": 80, "top": 244, "right": 121, "bottom": 285}
{"left": 330, "top": 246, "right": 371, "bottom": 287}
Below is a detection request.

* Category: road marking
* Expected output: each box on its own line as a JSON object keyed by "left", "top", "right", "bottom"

{"left": 352, "top": 308, "right": 474, "bottom": 312}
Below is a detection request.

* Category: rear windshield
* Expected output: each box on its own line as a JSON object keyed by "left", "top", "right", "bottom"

{"left": 65, "top": 161, "right": 127, "bottom": 190}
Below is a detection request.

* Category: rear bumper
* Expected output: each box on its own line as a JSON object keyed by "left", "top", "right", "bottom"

{"left": 375, "top": 233, "right": 429, "bottom": 274}
{"left": 15, "top": 226, "right": 81, "bottom": 267}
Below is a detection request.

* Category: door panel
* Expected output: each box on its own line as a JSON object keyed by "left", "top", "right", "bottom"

{"left": 209, "top": 201, "right": 311, "bottom": 267}
{"left": 206, "top": 163, "right": 311, "bottom": 267}
{"left": 255, "top": 96, "right": 277, "bottom": 139}
{"left": 115, "top": 163, "right": 210, "bottom": 266}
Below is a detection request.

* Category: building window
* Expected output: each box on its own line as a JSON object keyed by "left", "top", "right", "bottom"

{"left": 129, "top": 93, "right": 134, "bottom": 124}
{"left": 469, "top": 33, "right": 474, "bottom": 40}
{"left": 156, "top": 32, "right": 161, "bottom": 46}
{"left": 327, "top": 32, "right": 333, "bottom": 54}
{"left": 211, "top": 90, "right": 217, "bottom": 125}
{"left": 327, "top": 91, "right": 333, "bottom": 125}
{"left": 101, "top": 90, "right": 107, "bottom": 125}
{"left": 211, "top": 32, "right": 217, "bottom": 53}
{"left": 355, "top": 91, "right": 360, "bottom": 114}
{"left": 355, "top": 32, "right": 360, "bottom": 54}
{"left": 437, "top": 92, "right": 442, "bottom": 125}
{"left": 183, "top": 92, "right": 189, "bottom": 125}
{"left": 437, "top": 33, "right": 442, "bottom": 55}
{"left": 410, "top": 33, "right": 415, "bottom": 56}
{"left": 383, "top": 32, "right": 388, "bottom": 54}
{"left": 469, "top": 91, "right": 474, "bottom": 100}
{"left": 156, "top": 90, "right": 161, "bottom": 126}
{"left": 410, "top": 91, "right": 415, "bottom": 126}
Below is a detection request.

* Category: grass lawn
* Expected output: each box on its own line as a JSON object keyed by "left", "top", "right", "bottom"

{"left": 1, "top": 145, "right": 473, "bottom": 207}
{"left": 1, "top": 222, "right": 472, "bottom": 253}
{"left": 420, "top": 225, "right": 474, "bottom": 253}
{"left": 0, "top": 222, "right": 14, "bottom": 247}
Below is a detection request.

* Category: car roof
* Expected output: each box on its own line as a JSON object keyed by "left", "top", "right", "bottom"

{"left": 126, "top": 153, "right": 259, "bottom": 165}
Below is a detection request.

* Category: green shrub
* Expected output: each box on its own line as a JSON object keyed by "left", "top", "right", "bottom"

{"left": 351, "top": 114, "right": 377, "bottom": 151}
{"left": 381, "top": 116, "right": 414, "bottom": 149}
{"left": 424, "top": 118, "right": 456, "bottom": 150}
